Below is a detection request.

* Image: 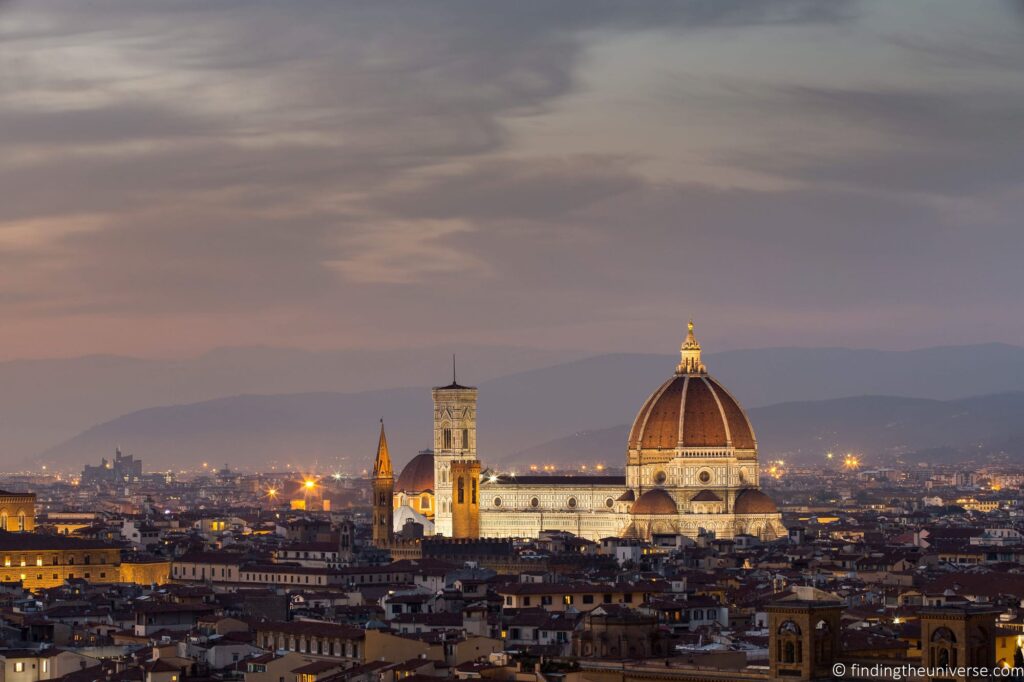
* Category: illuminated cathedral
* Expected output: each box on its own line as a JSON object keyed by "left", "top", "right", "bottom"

{"left": 378, "top": 322, "right": 785, "bottom": 543}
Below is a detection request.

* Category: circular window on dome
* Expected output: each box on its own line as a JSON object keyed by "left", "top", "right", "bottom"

{"left": 653, "top": 470, "right": 667, "bottom": 485}
{"left": 493, "top": 497, "right": 502, "bottom": 507}
{"left": 530, "top": 497, "right": 539, "bottom": 508}
{"left": 567, "top": 497, "right": 578, "bottom": 509}
{"left": 698, "top": 470, "right": 712, "bottom": 484}
{"left": 605, "top": 497, "right": 614, "bottom": 508}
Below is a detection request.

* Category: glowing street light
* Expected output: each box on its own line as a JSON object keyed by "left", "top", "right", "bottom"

{"left": 843, "top": 454, "right": 861, "bottom": 471}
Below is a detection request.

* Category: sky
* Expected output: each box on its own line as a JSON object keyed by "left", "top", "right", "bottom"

{"left": 1, "top": 0, "right": 1023, "bottom": 361}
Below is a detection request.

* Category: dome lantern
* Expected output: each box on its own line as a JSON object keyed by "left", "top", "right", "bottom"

{"left": 676, "top": 319, "right": 706, "bottom": 375}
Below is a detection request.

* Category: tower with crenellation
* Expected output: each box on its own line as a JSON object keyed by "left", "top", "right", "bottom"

{"left": 431, "top": 361, "right": 478, "bottom": 537}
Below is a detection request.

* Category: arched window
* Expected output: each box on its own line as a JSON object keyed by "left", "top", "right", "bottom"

{"left": 462, "top": 429, "right": 469, "bottom": 449}
{"left": 471, "top": 478, "right": 477, "bottom": 504}
{"left": 776, "top": 620, "right": 802, "bottom": 665}
{"left": 0, "top": 512, "right": 7, "bottom": 531}
{"left": 971, "top": 626, "right": 988, "bottom": 666}
{"left": 779, "top": 621, "right": 802, "bottom": 635}
{"left": 814, "top": 619, "right": 833, "bottom": 660}
{"left": 17, "top": 512, "right": 25, "bottom": 532}
{"left": 931, "top": 627, "right": 957, "bottom": 669}
{"left": 443, "top": 428, "right": 452, "bottom": 450}
{"left": 457, "top": 477, "right": 465, "bottom": 504}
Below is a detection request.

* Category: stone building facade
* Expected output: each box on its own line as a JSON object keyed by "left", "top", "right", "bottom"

{"left": 0, "top": 490, "right": 35, "bottom": 532}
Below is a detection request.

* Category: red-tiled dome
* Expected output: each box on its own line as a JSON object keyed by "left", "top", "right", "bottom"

{"left": 627, "top": 324, "right": 755, "bottom": 451}
{"left": 733, "top": 488, "right": 778, "bottom": 514}
{"left": 690, "top": 489, "right": 722, "bottom": 502}
{"left": 628, "top": 375, "right": 756, "bottom": 450}
{"left": 395, "top": 451, "right": 435, "bottom": 493}
{"left": 630, "top": 489, "right": 677, "bottom": 515}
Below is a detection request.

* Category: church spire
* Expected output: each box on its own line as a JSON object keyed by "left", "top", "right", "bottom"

{"left": 676, "top": 319, "right": 707, "bottom": 375}
{"left": 371, "top": 419, "right": 394, "bottom": 548}
{"left": 373, "top": 419, "right": 393, "bottom": 479}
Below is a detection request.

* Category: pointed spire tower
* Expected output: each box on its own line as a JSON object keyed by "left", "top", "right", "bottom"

{"left": 373, "top": 420, "right": 393, "bottom": 479}
{"left": 372, "top": 419, "right": 394, "bottom": 548}
{"left": 676, "top": 319, "right": 707, "bottom": 375}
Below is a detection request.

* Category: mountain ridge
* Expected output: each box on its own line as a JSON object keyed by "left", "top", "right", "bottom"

{"left": 13, "top": 342, "right": 1024, "bottom": 471}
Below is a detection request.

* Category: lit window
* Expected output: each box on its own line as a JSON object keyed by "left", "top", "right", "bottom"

{"left": 14, "top": 663, "right": 24, "bottom": 672}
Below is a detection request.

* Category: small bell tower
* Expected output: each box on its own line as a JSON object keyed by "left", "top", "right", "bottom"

{"left": 371, "top": 420, "right": 394, "bottom": 548}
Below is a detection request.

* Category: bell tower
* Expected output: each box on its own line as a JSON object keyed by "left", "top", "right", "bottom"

{"left": 767, "top": 600, "right": 842, "bottom": 681}
{"left": 920, "top": 606, "right": 999, "bottom": 681}
{"left": 432, "top": 358, "right": 478, "bottom": 537}
{"left": 371, "top": 420, "right": 394, "bottom": 548}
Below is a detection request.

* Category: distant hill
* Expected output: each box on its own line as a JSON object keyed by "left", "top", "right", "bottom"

{"left": 38, "top": 386, "right": 1024, "bottom": 474}
{"left": 503, "top": 392, "right": 1024, "bottom": 468}
{"left": 20, "top": 342, "right": 1024, "bottom": 471}
{"left": 0, "top": 344, "right": 585, "bottom": 464}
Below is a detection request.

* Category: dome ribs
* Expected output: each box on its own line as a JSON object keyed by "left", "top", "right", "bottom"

{"left": 681, "top": 376, "right": 728, "bottom": 447}
{"left": 639, "top": 377, "right": 685, "bottom": 450}
{"left": 707, "top": 377, "right": 757, "bottom": 450}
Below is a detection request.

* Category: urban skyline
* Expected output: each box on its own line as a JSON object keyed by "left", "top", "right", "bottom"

{"left": 2, "top": 2, "right": 1024, "bottom": 681}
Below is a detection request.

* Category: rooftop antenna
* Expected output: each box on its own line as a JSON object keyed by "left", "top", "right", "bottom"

{"left": 452, "top": 353, "right": 457, "bottom": 385}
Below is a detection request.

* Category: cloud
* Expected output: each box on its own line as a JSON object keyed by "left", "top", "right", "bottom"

{"left": 327, "top": 219, "right": 489, "bottom": 285}
{"left": 1, "top": 0, "right": 1024, "bottom": 357}
{"left": 741, "top": 86, "right": 1024, "bottom": 194}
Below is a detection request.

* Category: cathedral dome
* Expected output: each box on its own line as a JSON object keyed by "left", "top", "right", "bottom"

{"left": 631, "top": 489, "right": 677, "bottom": 515}
{"left": 733, "top": 488, "right": 778, "bottom": 514}
{"left": 396, "top": 451, "right": 435, "bottom": 493}
{"left": 627, "top": 322, "right": 756, "bottom": 451}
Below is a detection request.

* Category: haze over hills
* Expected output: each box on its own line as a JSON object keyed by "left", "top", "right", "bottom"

{"left": 29, "top": 343, "right": 1024, "bottom": 473}
{"left": 0, "top": 344, "right": 586, "bottom": 463}
{"left": 508, "top": 392, "right": 1024, "bottom": 469}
